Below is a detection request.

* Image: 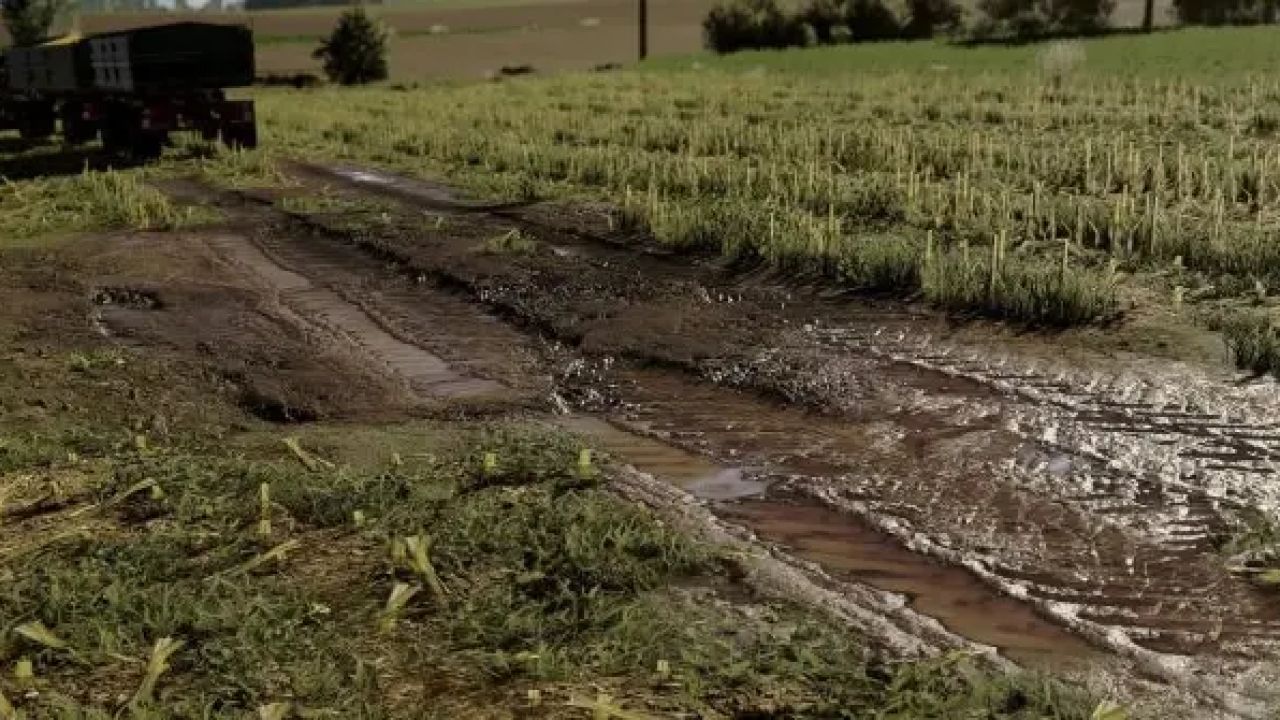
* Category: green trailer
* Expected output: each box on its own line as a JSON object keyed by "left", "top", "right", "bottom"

{"left": 0, "top": 22, "right": 258, "bottom": 159}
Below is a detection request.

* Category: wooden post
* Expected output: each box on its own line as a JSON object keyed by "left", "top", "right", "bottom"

{"left": 638, "top": 0, "right": 648, "bottom": 61}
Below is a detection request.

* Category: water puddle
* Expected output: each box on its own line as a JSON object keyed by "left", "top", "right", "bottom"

{"left": 329, "top": 165, "right": 459, "bottom": 206}
{"left": 557, "top": 415, "right": 1100, "bottom": 669}
{"left": 721, "top": 497, "right": 1102, "bottom": 669}
{"left": 558, "top": 415, "right": 770, "bottom": 500}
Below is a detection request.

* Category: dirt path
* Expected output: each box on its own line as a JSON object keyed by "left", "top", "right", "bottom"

{"left": 147, "top": 168, "right": 1280, "bottom": 717}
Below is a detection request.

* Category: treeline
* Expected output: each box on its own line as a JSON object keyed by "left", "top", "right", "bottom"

{"left": 704, "top": 0, "right": 1279, "bottom": 52}
{"left": 75, "top": 0, "right": 165, "bottom": 11}
{"left": 243, "top": 0, "right": 380, "bottom": 10}
{"left": 1174, "top": 0, "right": 1276, "bottom": 24}
{"left": 71, "top": 0, "right": 383, "bottom": 11}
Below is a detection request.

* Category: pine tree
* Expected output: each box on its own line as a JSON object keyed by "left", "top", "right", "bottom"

{"left": 313, "top": 5, "right": 390, "bottom": 86}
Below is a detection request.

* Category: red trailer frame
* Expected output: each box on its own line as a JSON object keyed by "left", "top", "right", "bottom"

{"left": 2, "top": 89, "right": 257, "bottom": 160}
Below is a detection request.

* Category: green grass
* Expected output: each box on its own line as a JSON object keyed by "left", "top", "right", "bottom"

{"left": 240, "top": 22, "right": 1280, "bottom": 361}
{"left": 0, "top": 402, "right": 1101, "bottom": 717}
{"left": 1218, "top": 310, "right": 1280, "bottom": 377}
{"left": 0, "top": 141, "right": 290, "bottom": 244}
{"left": 0, "top": 169, "right": 197, "bottom": 244}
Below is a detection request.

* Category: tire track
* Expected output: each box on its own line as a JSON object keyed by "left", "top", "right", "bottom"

{"left": 187, "top": 168, "right": 1280, "bottom": 715}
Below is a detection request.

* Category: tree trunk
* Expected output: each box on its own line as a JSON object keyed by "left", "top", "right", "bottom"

{"left": 1141, "top": 0, "right": 1155, "bottom": 30}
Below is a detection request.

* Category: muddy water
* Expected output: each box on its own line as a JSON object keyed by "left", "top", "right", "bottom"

{"left": 554, "top": 416, "right": 1099, "bottom": 667}
{"left": 557, "top": 415, "right": 772, "bottom": 500}
{"left": 196, "top": 197, "right": 1110, "bottom": 670}
{"left": 721, "top": 498, "right": 1098, "bottom": 668}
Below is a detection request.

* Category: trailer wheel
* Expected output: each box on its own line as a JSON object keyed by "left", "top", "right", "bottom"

{"left": 222, "top": 122, "right": 258, "bottom": 150}
{"left": 62, "top": 115, "right": 96, "bottom": 146}
{"left": 102, "top": 122, "right": 127, "bottom": 156}
{"left": 130, "top": 130, "right": 166, "bottom": 161}
{"left": 18, "top": 103, "right": 56, "bottom": 142}
{"left": 101, "top": 105, "right": 133, "bottom": 157}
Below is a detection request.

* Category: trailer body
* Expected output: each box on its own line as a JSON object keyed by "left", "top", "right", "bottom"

{"left": 0, "top": 22, "right": 258, "bottom": 159}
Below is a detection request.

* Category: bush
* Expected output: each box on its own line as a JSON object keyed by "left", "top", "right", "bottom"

{"left": 903, "top": 0, "right": 964, "bottom": 37}
{"left": 800, "top": 0, "right": 845, "bottom": 42}
{"left": 313, "top": 5, "right": 390, "bottom": 85}
{"left": 702, "top": 0, "right": 809, "bottom": 54}
{"left": 974, "top": 0, "right": 1113, "bottom": 38}
{"left": 845, "top": 0, "right": 903, "bottom": 41}
{"left": 1039, "top": 39, "right": 1085, "bottom": 88}
{"left": 1, "top": 0, "right": 64, "bottom": 46}
{"left": 1173, "top": 0, "right": 1277, "bottom": 24}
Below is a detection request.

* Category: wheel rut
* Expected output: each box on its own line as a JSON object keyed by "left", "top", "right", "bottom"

{"left": 172, "top": 168, "right": 1280, "bottom": 717}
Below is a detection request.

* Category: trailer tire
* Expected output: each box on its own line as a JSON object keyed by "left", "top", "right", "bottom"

{"left": 222, "top": 122, "right": 258, "bottom": 150}
{"left": 130, "top": 130, "right": 166, "bottom": 161}
{"left": 101, "top": 105, "right": 133, "bottom": 157}
{"left": 63, "top": 121, "right": 96, "bottom": 146}
{"left": 18, "top": 103, "right": 56, "bottom": 142}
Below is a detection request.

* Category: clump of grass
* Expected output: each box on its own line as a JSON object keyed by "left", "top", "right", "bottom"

{"left": 1218, "top": 310, "right": 1280, "bottom": 377}
{"left": 924, "top": 247, "right": 1118, "bottom": 326}
{"left": 1223, "top": 507, "right": 1280, "bottom": 588}
{"left": 481, "top": 228, "right": 538, "bottom": 255}
{"left": 196, "top": 148, "right": 292, "bottom": 190}
{"left": 82, "top": 170, "right": 197, "bottom": 232}
{"left": 1, "top": 169, "right": 199, "bottom": 242}
{"left": 1039, "top": 40, "right": 1086, "bottom": 90}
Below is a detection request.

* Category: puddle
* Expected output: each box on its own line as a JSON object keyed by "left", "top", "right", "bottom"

{"left": 558, "top": 415, "right": 770, "bottom": 500}
{"left": 558, "top": 415, "right": 1098, "bottom": 668}
{"left": 328, "top": 164, "right": 464, "bottom": 208}
{"left": 721, "top": 497, "right": 1102, "bottom": 669}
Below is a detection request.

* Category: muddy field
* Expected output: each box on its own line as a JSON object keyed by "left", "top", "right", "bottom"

{"left": 52, "top": 160, "right": 1257, "bottom": 717}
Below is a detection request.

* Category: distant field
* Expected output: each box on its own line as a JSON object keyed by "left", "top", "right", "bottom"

{"left": 62, "top": 0, "right": 716, "bottom": 80}
{"left": 41, "top": 0, "right": 1176, "bottom": 80}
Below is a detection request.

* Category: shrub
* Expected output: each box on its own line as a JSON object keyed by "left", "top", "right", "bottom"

{"left": 800, "top": 0, "right": 845, "bottom": 42}
{"left": 313, "top": 5, "right": 390, "bottom": 86}
{"left": 1, "top": 0, "right": 64, "bottom": 47}
{"left": 1039, "top": 39, "right": 1086, "bottom": 87}
{"left": 1220, "top": 311, "right": 1280, "bottom": 377}
{"left": 703, "top": 0, "right": 809, "bottom": 53}
{"left": 974, "top": 0, "right": 1113, "bottom": 39}
{"left": 903, "top": 0, "right": 965, "bottom": 37}
{"left": 1173, "top": 0, "right": 1277, "bottom": 24}
{"left": 845, "top": 0, "right": 903, "bottom": 41}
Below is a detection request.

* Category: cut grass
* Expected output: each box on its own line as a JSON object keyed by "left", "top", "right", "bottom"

{"left": 245, "top": 25, "right": 1280, "bottom": 367}
{"left": 0, "top": 417, "right": 1102, "bottom": 717}
{"left": 0, "top": 169, "right": 199, "bottom": 244}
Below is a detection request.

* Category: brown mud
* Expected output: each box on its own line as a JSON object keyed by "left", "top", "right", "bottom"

{"left": 139, "top": 166, "right": 1280, "bottom": 717}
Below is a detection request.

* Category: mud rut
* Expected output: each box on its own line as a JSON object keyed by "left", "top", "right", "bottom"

{"left": 142, "top": 167, "right": 1280, "bottom": 718}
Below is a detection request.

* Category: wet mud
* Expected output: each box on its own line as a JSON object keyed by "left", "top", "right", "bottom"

{"left": 146, "top": 167, "right": 1280, "bottom": 717}
{"left": 721, "top": 496, "right": 1098, "bottom": 668}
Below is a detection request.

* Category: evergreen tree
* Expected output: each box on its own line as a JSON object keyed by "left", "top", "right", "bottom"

{"left": 313, "top": 5, "right": 390, "bottom": 85}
